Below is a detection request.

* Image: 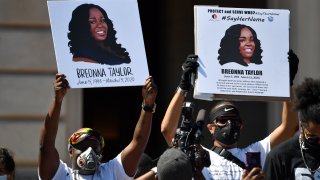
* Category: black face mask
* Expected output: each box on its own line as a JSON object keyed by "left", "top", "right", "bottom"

{"left": 213, "top": 121, "right": 241, "bottom": 145}
{"left": 303, "top": 137, "right": 320, "bottom": 158}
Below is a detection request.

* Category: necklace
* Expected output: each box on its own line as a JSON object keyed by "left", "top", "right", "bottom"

{"left": 299, "top": 134, "right": 320, "bottom": 174}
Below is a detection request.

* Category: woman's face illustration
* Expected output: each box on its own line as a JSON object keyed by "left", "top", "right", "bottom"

{"left": 89, "top": 8, "right": 108, "bottom": 42}
{"left": 239, "top": 27, "right": 255, "bottom": 62}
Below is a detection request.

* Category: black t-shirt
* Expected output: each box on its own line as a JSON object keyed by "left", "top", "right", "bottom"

{"left": 263, "top": 134, "right": 320, "bottom": 180}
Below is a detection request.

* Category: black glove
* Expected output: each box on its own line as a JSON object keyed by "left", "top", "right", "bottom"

{"left": 288, "top": 49, "right": 299, "bottom": 86}
{"left": 179, "top": 54, "right": 199, "bottom": 91}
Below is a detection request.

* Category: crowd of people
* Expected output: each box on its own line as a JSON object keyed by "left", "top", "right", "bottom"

{"left": 2, "top": 7, "right": 319, "bottom": 177}
{"left": 38, "top": 75, "right": 157, "bottom": 180}
{"left": 2, "top": 46, "right": 319, "bottom": 179}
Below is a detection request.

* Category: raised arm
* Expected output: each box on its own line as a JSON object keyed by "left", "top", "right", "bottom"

{"left": 121, "top": 76, "right": 158, "bottom": 177}
{"left": 161, "top": 88, "right": 186, "bottom": 145}
{"left": 161, "top": 55, "right": 199, "bottom": 145}
{"left": 38, "top": 74, "right": 69, "bottom": 179}
{"left": 269, "top": 50, "right": 299, "bottom": 149}
{"left": 269, "top": 90, "right": 299, "bottom": 148}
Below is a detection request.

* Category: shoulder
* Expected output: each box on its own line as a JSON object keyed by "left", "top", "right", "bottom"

{"left": 98, "top": 153, "right": 132, "bottom": 180}
{"left": 268, "top": 135, "right": 298, "bottom": 158}
{"left": 73, "top": 57, "right": 98, "bottom": 63}
{"left": 99, "top": 153, "right": 123, "bottom": 170}
{"left": 51, "top": 160, "right": 71, "bottom": 180}
{"left": 239, "top": 135, "right": 271, "bottom": 153}
{"left": 248, "top": 63, "right": 262, "bottom": 67}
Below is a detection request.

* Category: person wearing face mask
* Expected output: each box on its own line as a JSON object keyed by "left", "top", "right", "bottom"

{"left": 38, "top": 73, "right": 157, "bottom": 180}
{"left": 0, "top": 148, "right": 15, "bottom": 180}
{"left": 263, "top": 78, "right": 320, "bottom": 179}
{"left": 67, "top": 128, "right": 104, "bottom": 176}
{"left": 160, "top": 52, "right": 299, "bottom": 179}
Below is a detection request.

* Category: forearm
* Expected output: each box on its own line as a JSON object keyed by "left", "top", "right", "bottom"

{"left": 40, "top": 98, "right": 62, "bottom": 148}
{"left": 134, "top": 170, "right": 156, "bottom": 180}
{"left": 270, "top": 89, "right": 298, "bottom": 148}
{"left": 133, "top": 110, "right": 153, "bottom": 149}
{"left": 282, "top": 99, "right": 299, "bottom": 132}
{"left": 122, "top": 109, "right": 153, "bottom": 176}
{"left": 39, "top": 98, "right": 62, "bottom": 179}
{"left": 161, "top": 88, "right": 186, "bottom": 145}
{"left": 277, "top": 100, "right": 298, "bottom": 138}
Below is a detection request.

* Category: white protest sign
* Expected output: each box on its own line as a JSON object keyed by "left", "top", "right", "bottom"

{"left": 48, "top": 0, "right": 149, "bottom": 88}
{"left": 194, "top": 6, "right": 290, "bottom": 101}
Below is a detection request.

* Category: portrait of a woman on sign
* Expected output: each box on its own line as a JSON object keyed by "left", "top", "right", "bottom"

{"left": 218, "top": 24, "right": 263, "bottom": 66}
{"left": 68, "top": 3, "right": 131, "bottom": 65}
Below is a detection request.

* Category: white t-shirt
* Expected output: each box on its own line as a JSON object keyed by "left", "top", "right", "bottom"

{"left": 43, "top": 153, "right": 132, "bottom": 180}
{"left": 202, "top": 135, "right": 270, "bottom": 180}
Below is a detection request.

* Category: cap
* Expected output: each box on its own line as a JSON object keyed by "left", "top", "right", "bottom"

{"left": 68, "top": 128, "right": 105, "bottom": 151}
{"left": 134, "top": 153, "right": 155, "bottom": 178}
{"left": 157, "top": 148, "right": 193, "bottom": 180}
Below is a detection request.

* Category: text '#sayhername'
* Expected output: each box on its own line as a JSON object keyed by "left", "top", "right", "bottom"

{"left": 221, "top": 16, "right": 265, "bottom": 22}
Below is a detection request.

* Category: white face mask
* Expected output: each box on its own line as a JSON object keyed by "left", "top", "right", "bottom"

{"left": 0, "top": 175, "right": 7, "bottom": 180}
{"left": 76, "top": 147, "right": 101, "bottom": 175}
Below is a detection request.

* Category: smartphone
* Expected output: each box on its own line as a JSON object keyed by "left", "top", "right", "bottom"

{"left": 245, "top": 152, "right": 261, "bottom": 172}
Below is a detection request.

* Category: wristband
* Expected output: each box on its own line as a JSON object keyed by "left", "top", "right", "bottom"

{"left": 176, "top": 86, "right": 188, "bottom": 97}
{"left": 151, "top": 167, "right": 157, "bottom": 174}
{"left": 142, "top": 102, "right": 156, "bottom": 113}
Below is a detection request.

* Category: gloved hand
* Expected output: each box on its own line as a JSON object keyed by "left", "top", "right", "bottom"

{"left": 179, "top": 54, "right": 199, "bottom": 91}
{"left": 288, "top": 49, "right": 299, "bottom": 86}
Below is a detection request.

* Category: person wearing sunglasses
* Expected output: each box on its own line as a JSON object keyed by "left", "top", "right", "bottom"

{"left": 38, "top": 74, "right": 157, "bottom": 180}
{"left": 264, "top": 78, "right": 320, "bottom": 179}
{"left": 161, "top": 52, "right": 299, "bottom": 179}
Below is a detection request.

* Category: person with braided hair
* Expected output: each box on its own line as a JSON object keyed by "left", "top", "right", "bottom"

{"left": 161, "top": 50, "right": 299, "bottom": 179}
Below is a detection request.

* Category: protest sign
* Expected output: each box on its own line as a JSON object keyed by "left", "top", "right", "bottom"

{"left": 48, "top": 0, "right": 148, "bottom": 88}
{"left": 194, "top": 6, "right": 290, "bottom": 101}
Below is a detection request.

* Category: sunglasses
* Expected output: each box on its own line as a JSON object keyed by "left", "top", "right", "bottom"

{"left": 214, "top": 116, "right": 242, "bottom": 126}
{"left": 73, "top": 139, "right": 102, "bottom": 154}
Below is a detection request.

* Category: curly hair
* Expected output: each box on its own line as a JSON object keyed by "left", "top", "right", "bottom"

{"left": 294, "top": 78, "right": 320, "bottom": 125}
{"left": 67, "top": 3, "right": 130, "bottom": 64}
{"left": 218, "top": 24, "right": 263, "bottom": 66}
{"left": 0, "top": 148, "right": 15, "bottom": 174}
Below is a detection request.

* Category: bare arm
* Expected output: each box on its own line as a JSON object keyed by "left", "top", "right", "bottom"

{"left": 134, "top": 171, "right": 157, "bottom": 180}
{"left": 121, "top": 76, "right": 158, "bottom": 176}
{"left": 38, "top": 74, "right": 69, "bottom": 179}
{"left": 161, "top": 55, "right": 199, "bottom": 146}
{"left": 161, "top": 88, "right": 186, "bottom": 145}
{"left": 269, "top": 50, "right": 300, "bottom": 149}
{"left": 269, "top": 88, "right": 299, "bottom": 149}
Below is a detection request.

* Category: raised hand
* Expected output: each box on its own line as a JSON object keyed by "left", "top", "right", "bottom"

{"left": 54, "top": 73, "right": 69, "bottom": 103}
{"left": 179, "top": 54, "right": 199, "bottom": 91}
{"left": 142, "top": 76, "right": 158, "bottom": 108}
{"left": 242, "top": 167, "right": 265, "bottom": 180}
{"left": 288, "top": 49, "right": 299, "bottom": 86}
